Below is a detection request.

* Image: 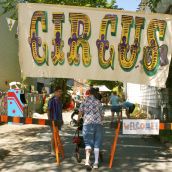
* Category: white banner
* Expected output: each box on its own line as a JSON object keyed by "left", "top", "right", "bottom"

{"left": 123, "top": 119, "right": 159, "bottom": 135}
{"left": 18, "top": 3, "right": 172, "bottom": 87}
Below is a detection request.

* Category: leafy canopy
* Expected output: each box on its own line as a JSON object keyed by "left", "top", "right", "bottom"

{"left": 0, "top": 0, "right": 118, "bottom": 18}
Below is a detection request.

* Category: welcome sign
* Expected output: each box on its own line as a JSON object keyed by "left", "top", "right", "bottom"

{"left": 18, "top": 3, "right": 172, "bottom": 87}
{"left": 123, "top": 119, "right": 159, "bottom": 135}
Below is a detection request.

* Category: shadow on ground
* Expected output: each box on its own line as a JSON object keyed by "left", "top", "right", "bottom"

{"left": 0, "top": 117, "right": 172, "bottom": 172}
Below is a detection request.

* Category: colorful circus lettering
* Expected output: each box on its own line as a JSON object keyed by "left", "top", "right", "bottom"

{"left": 118, "top": 16, "right": 145, "bottom": 71}
{"left": 96, "top": 14, "right": 118, "bottom": 69}
{"left": 67, "top": 13, "right": 91, "bottom": 67}
{"left": 28, "top": 11, "right": 48, "bottom": 65}
{"left": 28, "top": 11, "right": 168, "bottom": 76}
{"left": 51, "top": 13, "right": 65, "bottom": 65}
{"left": 143, "top": 19, "right": 167, "bottom": 76}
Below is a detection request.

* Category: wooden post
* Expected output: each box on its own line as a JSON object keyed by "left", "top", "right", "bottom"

{"left": 52, "top": 121, "right": 64, "bottom": 165}
{"left": 109, "top": 113, "right": 121, "bottom": 168}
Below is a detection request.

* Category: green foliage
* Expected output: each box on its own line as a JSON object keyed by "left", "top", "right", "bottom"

{"left": 43, "top": 96, "right": 51, "bottom": 113}
{"left": 49, "top": 78, "right": 71, "bottom": 108}
{"left": 50, "top": 78, "right": 67, "bottom": 92}
{"left": 147, "top": 0, "right": 161, "bottom": 12}
{"left": 42, "top": 78, "right": 72, "bottom": 112}
{"left": 0, "top": 0, "right": 118, "bottom": 19}
{"left": 88, "top": 80, "right": 123, "bottom": 90}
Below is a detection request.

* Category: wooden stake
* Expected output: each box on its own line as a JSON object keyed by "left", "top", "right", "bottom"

{"left": 52, "top": 121, "right": 64, "bottom": 165}
{"left": 109, "top": 114, "right": 121, "bottom": 168}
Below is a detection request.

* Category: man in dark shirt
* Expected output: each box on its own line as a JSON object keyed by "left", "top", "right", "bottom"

{"left": 48, "top": 86, "right": 63, "bottom": 154}
{"left": 48, "top": 88, "right": 63, "bottom": 125}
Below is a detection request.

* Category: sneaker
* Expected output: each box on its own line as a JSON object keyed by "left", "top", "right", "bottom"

{"left": 59, "top": 130, "right": 63, "bottom": 136}
{"left": 85, "top": 163, "right": 92, "bottom": 171}
{"left": 50, "top": 145, "right": 55, "bottom": 156}
{"left": 93, "top": 163, "right": 98, "bottom": 169}
{"left": 51, "top": 151, "right": 55, "bottom": 156}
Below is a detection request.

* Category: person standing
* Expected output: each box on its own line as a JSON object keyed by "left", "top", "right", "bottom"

{"left": 109, "top": 91, "right": 122, "bottom": 128}
{"left": 47, "top": 86, "right": 63, "bottom": 154}
{"left": 78, "top": 88, "right": 104, "bottom": 170}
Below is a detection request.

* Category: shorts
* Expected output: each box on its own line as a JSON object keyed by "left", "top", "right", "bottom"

{"left": 129, "top": 104, "right": 135, "bottom": 113}
{"left": 111, "top": 105, "right": 122, "bottom": 113}
{"left": 82, "top": 124, "right": 103, "bottom": 149}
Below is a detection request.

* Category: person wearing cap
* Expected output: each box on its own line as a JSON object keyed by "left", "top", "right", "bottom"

{"left": 78, "top": 88, "right": 104, "bottom": 170}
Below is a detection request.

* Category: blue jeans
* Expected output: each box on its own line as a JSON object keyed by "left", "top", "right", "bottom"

{"left": 82, "top": 124, "right": 103, "bottom": 149}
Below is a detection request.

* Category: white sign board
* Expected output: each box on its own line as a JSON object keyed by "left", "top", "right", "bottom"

{"left": 123, "top": 119, "right": 159, "bottom": 135}
{"left": 18, "top": 3, "right": 172, "bottom": 87}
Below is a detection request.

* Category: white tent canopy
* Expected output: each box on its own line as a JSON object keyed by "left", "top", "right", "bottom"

{"left": 94, "top": 85, "right": 111, "bottom": 92}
